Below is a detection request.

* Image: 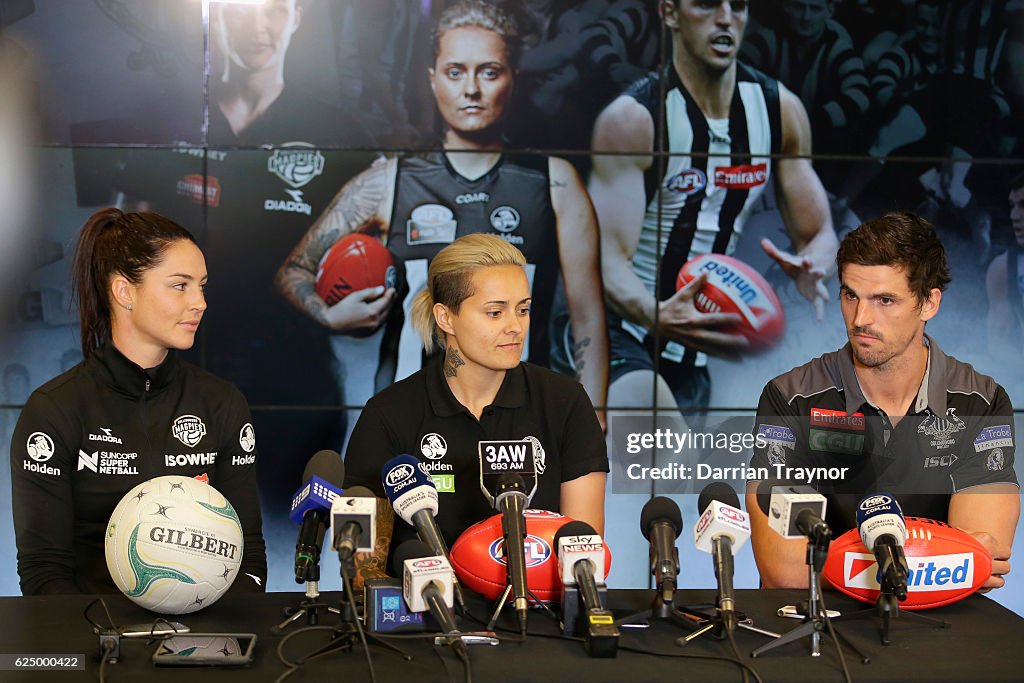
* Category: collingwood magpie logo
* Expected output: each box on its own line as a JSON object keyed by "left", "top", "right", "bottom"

{"left": 267, "top": 142, "right": 325, "bottom": 188}
{"left": 172, "top": 415, "right": 207, "bottom": 447}
{"left": 524, "top": 436, "right": 546, "bottom": 474}
{"left": 917, "top": 407, "right": 965, "bottom": 446}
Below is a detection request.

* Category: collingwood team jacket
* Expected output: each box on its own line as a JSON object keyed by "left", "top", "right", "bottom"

{"left": 11, "top": 343, "right": 267, "bottom": 595}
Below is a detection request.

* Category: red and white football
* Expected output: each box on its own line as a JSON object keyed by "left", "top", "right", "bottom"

{"left": 676, "top": 253, "right": 784, "bottom": 350}
{"left": 450, "top": 510, "right": 613, "bottom": 603}
{"left": 315, "top": 233, "right": 396, "bottom": 306}
{"left": 823, "top": 517, "right": 992, "bottom": 610}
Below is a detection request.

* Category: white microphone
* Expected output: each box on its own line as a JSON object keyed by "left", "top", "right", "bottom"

{"left": 331, "top": 486, "right": 377, "bottom": 562}
{"left": 756, "top": 480, "right": 829, "bottom": 540}
{"left": 695, "top": 483, "right": 750, "bottom": 631}
{"left": 554, "top": 521, "right": 618, "bottom": 658}
{"left": 394, "top": 540, "right": 458, "bottom": 636}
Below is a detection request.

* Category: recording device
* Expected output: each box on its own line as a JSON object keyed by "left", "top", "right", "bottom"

{"left": 856, "top": 494, "right": 909, "bottom": 600}
{"left": 755, "top": 480, "right": 829, "bottom": 540}
{"left": 290, "top": 450, "right": 344, "bottom": 582}
{"left": 381, "top": 454, "right": 466, "bottom": 609}
{"left": 478, "top": 439, "right": 538, "bottom": 507}
{"left": 96, "top": 622, "right": 190, "bottom": 662}
{"left": 363, "top": 578, "right": 431, "bottom": 633}
{"left": 493, "top": 472, "right": 531, "bottom": 634}
{"left": 152, "top": 633, "right": 257, "bottom": 667}
{"left": 640, "top": 496, "right": 682, "bottom": 604}
{"left": 393, "top": 540, "right": 459, "bottom": 637}
{"left": 554, "top": 521, "right": 618, "bottom": 658}
{"left": 694, "top": 483, "right": 750, "bottom": 632}
{"left": 331, "top": 486, "right": 377, "bottom": 562}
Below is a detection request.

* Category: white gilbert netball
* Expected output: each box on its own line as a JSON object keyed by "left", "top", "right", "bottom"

{"left": 104, "top": 476, "right": 244, "bottom": 614}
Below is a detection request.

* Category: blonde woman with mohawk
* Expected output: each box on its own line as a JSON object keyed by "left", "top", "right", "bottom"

{"left": 342, "top": 234, "right": 607, "bottom": 582}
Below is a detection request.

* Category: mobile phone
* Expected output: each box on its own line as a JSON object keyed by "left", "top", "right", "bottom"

{"left": 152, "top": 633, "right": 257, "bottom": 667}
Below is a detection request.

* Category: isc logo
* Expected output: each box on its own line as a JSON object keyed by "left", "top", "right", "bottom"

{"left": 488, "top": 535, "right": 551, "bottom": 568}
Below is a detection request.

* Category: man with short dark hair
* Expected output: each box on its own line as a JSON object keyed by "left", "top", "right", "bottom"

{"left": 986, "top": 173, "right": 1024, "bottom": 360}
{"left": 746, "top": 211, "right": 1019, "bottom": 589}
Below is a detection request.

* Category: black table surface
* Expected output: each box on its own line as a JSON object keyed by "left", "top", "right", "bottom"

{"left": 2, "top": 588, "right": 1023, "bottom": 682}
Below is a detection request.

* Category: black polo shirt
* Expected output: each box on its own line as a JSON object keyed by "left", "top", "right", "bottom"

{"left": 749, "top": 336, "right": 1018, "bottom": 536}
{"left": 344, "top": 356, "right": 608, "bottom": 551}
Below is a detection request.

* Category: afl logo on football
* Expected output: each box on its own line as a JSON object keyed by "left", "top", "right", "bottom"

{"left": 488, "top": 535, "right": 552, "bottom": 568}
{"left": 490, "top": 206, "right": 520, "bottom": 233}
{"left": 420, "top": 433, "right": 448, "bottom": 460}
{"left": 239, "top": 423, "right": 256, "bottom": 453}
{"left": 385, "top": 463, "right": 415, "bottom": 487}
{"left": 267, "top": 142, "right": 325, "bottom": 189}
{"left": 384, "top": 265, "right": 397, "bottom": 290}
{"left": 666, "top": 169, "right": 707, "bottom": 195}
{"left": 26, "top": 432, "right": 55, "bottom": 462}
{"left": 172, "top": 415, "right": 207, "bottom": 447}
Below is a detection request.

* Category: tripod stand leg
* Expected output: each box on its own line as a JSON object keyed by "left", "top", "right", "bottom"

{"left": 486, "top": 584, "right": 513, "bottom": 632}
{"left": 751, "top": 619, "right": 818, "bottom": 658}
{"left": 274, "top": 608, "right": 308, "bottom": 633}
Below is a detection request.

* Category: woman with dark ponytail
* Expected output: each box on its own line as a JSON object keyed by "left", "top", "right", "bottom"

{"left": 11, "top": 208, "right": 267, "bottom": 595}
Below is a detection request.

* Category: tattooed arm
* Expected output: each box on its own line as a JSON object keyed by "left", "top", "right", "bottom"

{"left": 549, "top": 157, "right": 609, "bottom": 421}
{"left": 351, "top": 498, "right": 395, "bottom": 591}
{"left": 275, "top": 156, "right": 398, "bottom": 332}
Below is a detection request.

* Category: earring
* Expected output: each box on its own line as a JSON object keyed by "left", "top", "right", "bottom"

{"left": 127, "top": 304, "right": 133, "bottom": 312}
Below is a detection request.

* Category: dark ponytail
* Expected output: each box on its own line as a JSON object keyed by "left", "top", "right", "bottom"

{"left": 71, "top": 208, "right": 197, "bottom": 358}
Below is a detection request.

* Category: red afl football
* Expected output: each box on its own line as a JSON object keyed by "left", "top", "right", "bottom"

{"left": 450, "top": 510, "right": 613, "bottom": 603}
{"left": 315, "top": 233, "right": 396, "bottom": 306}
{"left": 675, "top": 253, "right": 784, "bottom": 350}
{"left": 823, "top": 517, "right": 992, "bottom": 610}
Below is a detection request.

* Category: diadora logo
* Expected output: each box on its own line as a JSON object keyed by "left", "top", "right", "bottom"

{"left": 490, "top": 206, "right": 520, "bottom": 233}
{"left": 714, "top": 163, "right": 768, "bottom": 190}
{"left": 89, "top": 427, "right": 123, "bottom": 444}
{"left": 666, "top": 169, "right": 707, "bottom": 195}
{"left": 456, "top": 192, "right": 489, "bottom": 204}
{"left": 267, "top": 142, "right": 325, "bottom": 188}
{"left": 232, "top": 454, "right": 256, "bottom": 466}
{"left": 386, "top": 463, "right": 415, "bottom": 488}
{"left": 488, "top": 535, "right": 552, "bottom": 568}
{"left": 172, "top": 415, "right": 207, "bottom": 447}
{"left": 265, "top": 189, "right": 312, "bottom": 216}
{"left": 412, "top": 558, "right": 443, "bottom": 569}
{"left": 810, "top": 408, "right": 865, "bottom": 431}
{"left": 844, "top": 552, "right": 974, "bottom": 592}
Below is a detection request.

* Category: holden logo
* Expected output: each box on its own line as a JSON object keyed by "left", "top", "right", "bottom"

{"left": 239, "top": 423, "right": 256, "bottom": 453}
{"left": 386, "top": 463, "right": 415, "bottom": 487}
{"left": 26, "top": 432, "right": 55, "bottom": 462}
{"left": 490, "top": 206, "right": 520, "bottom": 233}
{"left": 420, "top": 433, "right": 447, "bottom": 460}
{"left": 859, "top": 495, "right": 892, "bottom": 510}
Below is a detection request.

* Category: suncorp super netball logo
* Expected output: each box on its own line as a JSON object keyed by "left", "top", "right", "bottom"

{"left": 487, "top": 535, "right": 551, "bottom": 568}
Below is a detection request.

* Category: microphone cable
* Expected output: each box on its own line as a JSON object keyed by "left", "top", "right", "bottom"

{"left": 816, "top": 573, "right": 856, "bottom": 683}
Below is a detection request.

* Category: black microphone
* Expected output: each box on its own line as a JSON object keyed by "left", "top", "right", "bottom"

{"left": 640, "top": 496, "right": 682, "bottom": 605}
{"left": 554, "top": 521, "right": 618, "bottom": 657}
{"left": 856, "top": 494, "right": 910, "bottom": 600}
{"left": 392, "top": 540, "right": 460, "bottom": 637}
{"left": 695, "top": 483, "right": 750, "bottom": 632}
{"left": 289, "top": 450, "right": 344, "bottom": 583}
{"left": 495, "top": 472, "right": 530, "bottom": 634}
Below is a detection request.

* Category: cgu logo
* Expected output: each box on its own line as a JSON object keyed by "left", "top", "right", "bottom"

{"left": 488, "top": 535, "right": 551, "bottom": 568}
{"left": 386, "top": 464, "right": 415, "bottom": 487}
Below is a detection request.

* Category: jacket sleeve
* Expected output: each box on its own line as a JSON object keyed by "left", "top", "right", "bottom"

{"left": 11, "top": 391, "right": 82, "bottom": 594}
{"left": 211, "top": 385, "right": 267, "bottom": 593}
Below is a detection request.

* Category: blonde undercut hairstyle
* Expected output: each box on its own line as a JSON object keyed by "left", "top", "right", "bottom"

{"left": 411, "top": 233, "right": 528, "bottom": 353}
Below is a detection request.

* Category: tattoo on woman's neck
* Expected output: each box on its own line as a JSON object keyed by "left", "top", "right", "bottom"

{"left": 444, "top": 347, "right": 465, "bottom": 378}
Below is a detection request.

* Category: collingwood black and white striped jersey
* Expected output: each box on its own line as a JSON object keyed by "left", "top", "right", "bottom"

{"left": 622, "top": 63, "right": 782, "bottom": 364}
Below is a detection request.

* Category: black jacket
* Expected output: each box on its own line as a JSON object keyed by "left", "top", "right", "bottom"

{"left": 11, "top": 343, "right": 266, "bottom": 595}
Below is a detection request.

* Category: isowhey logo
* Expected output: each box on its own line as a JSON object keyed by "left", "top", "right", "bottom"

{"left": 165, "top": 452, "right": 217, "bottom": 467}
{"left": 26, "top": 432, "right": 55, "bottom": 462}
{"left": 267, "top": 142, "right": 325, "bottom": 188}
{"left": 265, "top": 188, "right": 312, "bottom": 215}
{"left": 714, "top": 163, "right": 768, "bottom": 190}
{"left": 172, "top": 415, "right": 207, "bottom": 447}
{"left": 239, "top": 423, "right": 256, "bottom": 453}
{"left": 88, "top": 427, "right": 123, "bottom": 444}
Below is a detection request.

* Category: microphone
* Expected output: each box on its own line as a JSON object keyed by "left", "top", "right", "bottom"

{"left": 289, "top": 450, "right": 344, "bottom": 583}
{"left": 381, "top": 454, "right": 466, "bottom": 610}
{"left": 755, "top": 479, "right": 830, "bottom": 540}
{"left": 695, "top": 483, "right": 750, "bottom": 632}
{"left": 554, "top": 521, "right": 618, "bottom": 658}
{"left": 856, "top": 494, "right": 909, "bottom": 601}
{"left": 331, "top": 486, "right": 377, "bottom": 564}
{"left": 494, "top": 472, "right": 530, "bottom": 634}
{"left": 478, "top": 439, "right": 538, "bottom": 508}
{"left": 393, "top": 540, "right": 459, "bottom": 638}
{"left": 640, "top": 497, "right": 682, "bottom": 605}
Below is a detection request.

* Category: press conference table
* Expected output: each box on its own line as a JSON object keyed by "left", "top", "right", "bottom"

{"left": 2, "top": 589, "right": 1022, "bottom": 682}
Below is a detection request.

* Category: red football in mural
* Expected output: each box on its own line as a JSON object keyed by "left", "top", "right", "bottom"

{"left": 315, "top": 233, "right": 396, "bottom": 306}
{"left": 450, "top": 510, "right": 613, "bottom": 603}
{"left": 823, "top": 517, "right": 992, "bottom": 610}
{"left": 676, "top": 253, "right": 784, "bottom": 351}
